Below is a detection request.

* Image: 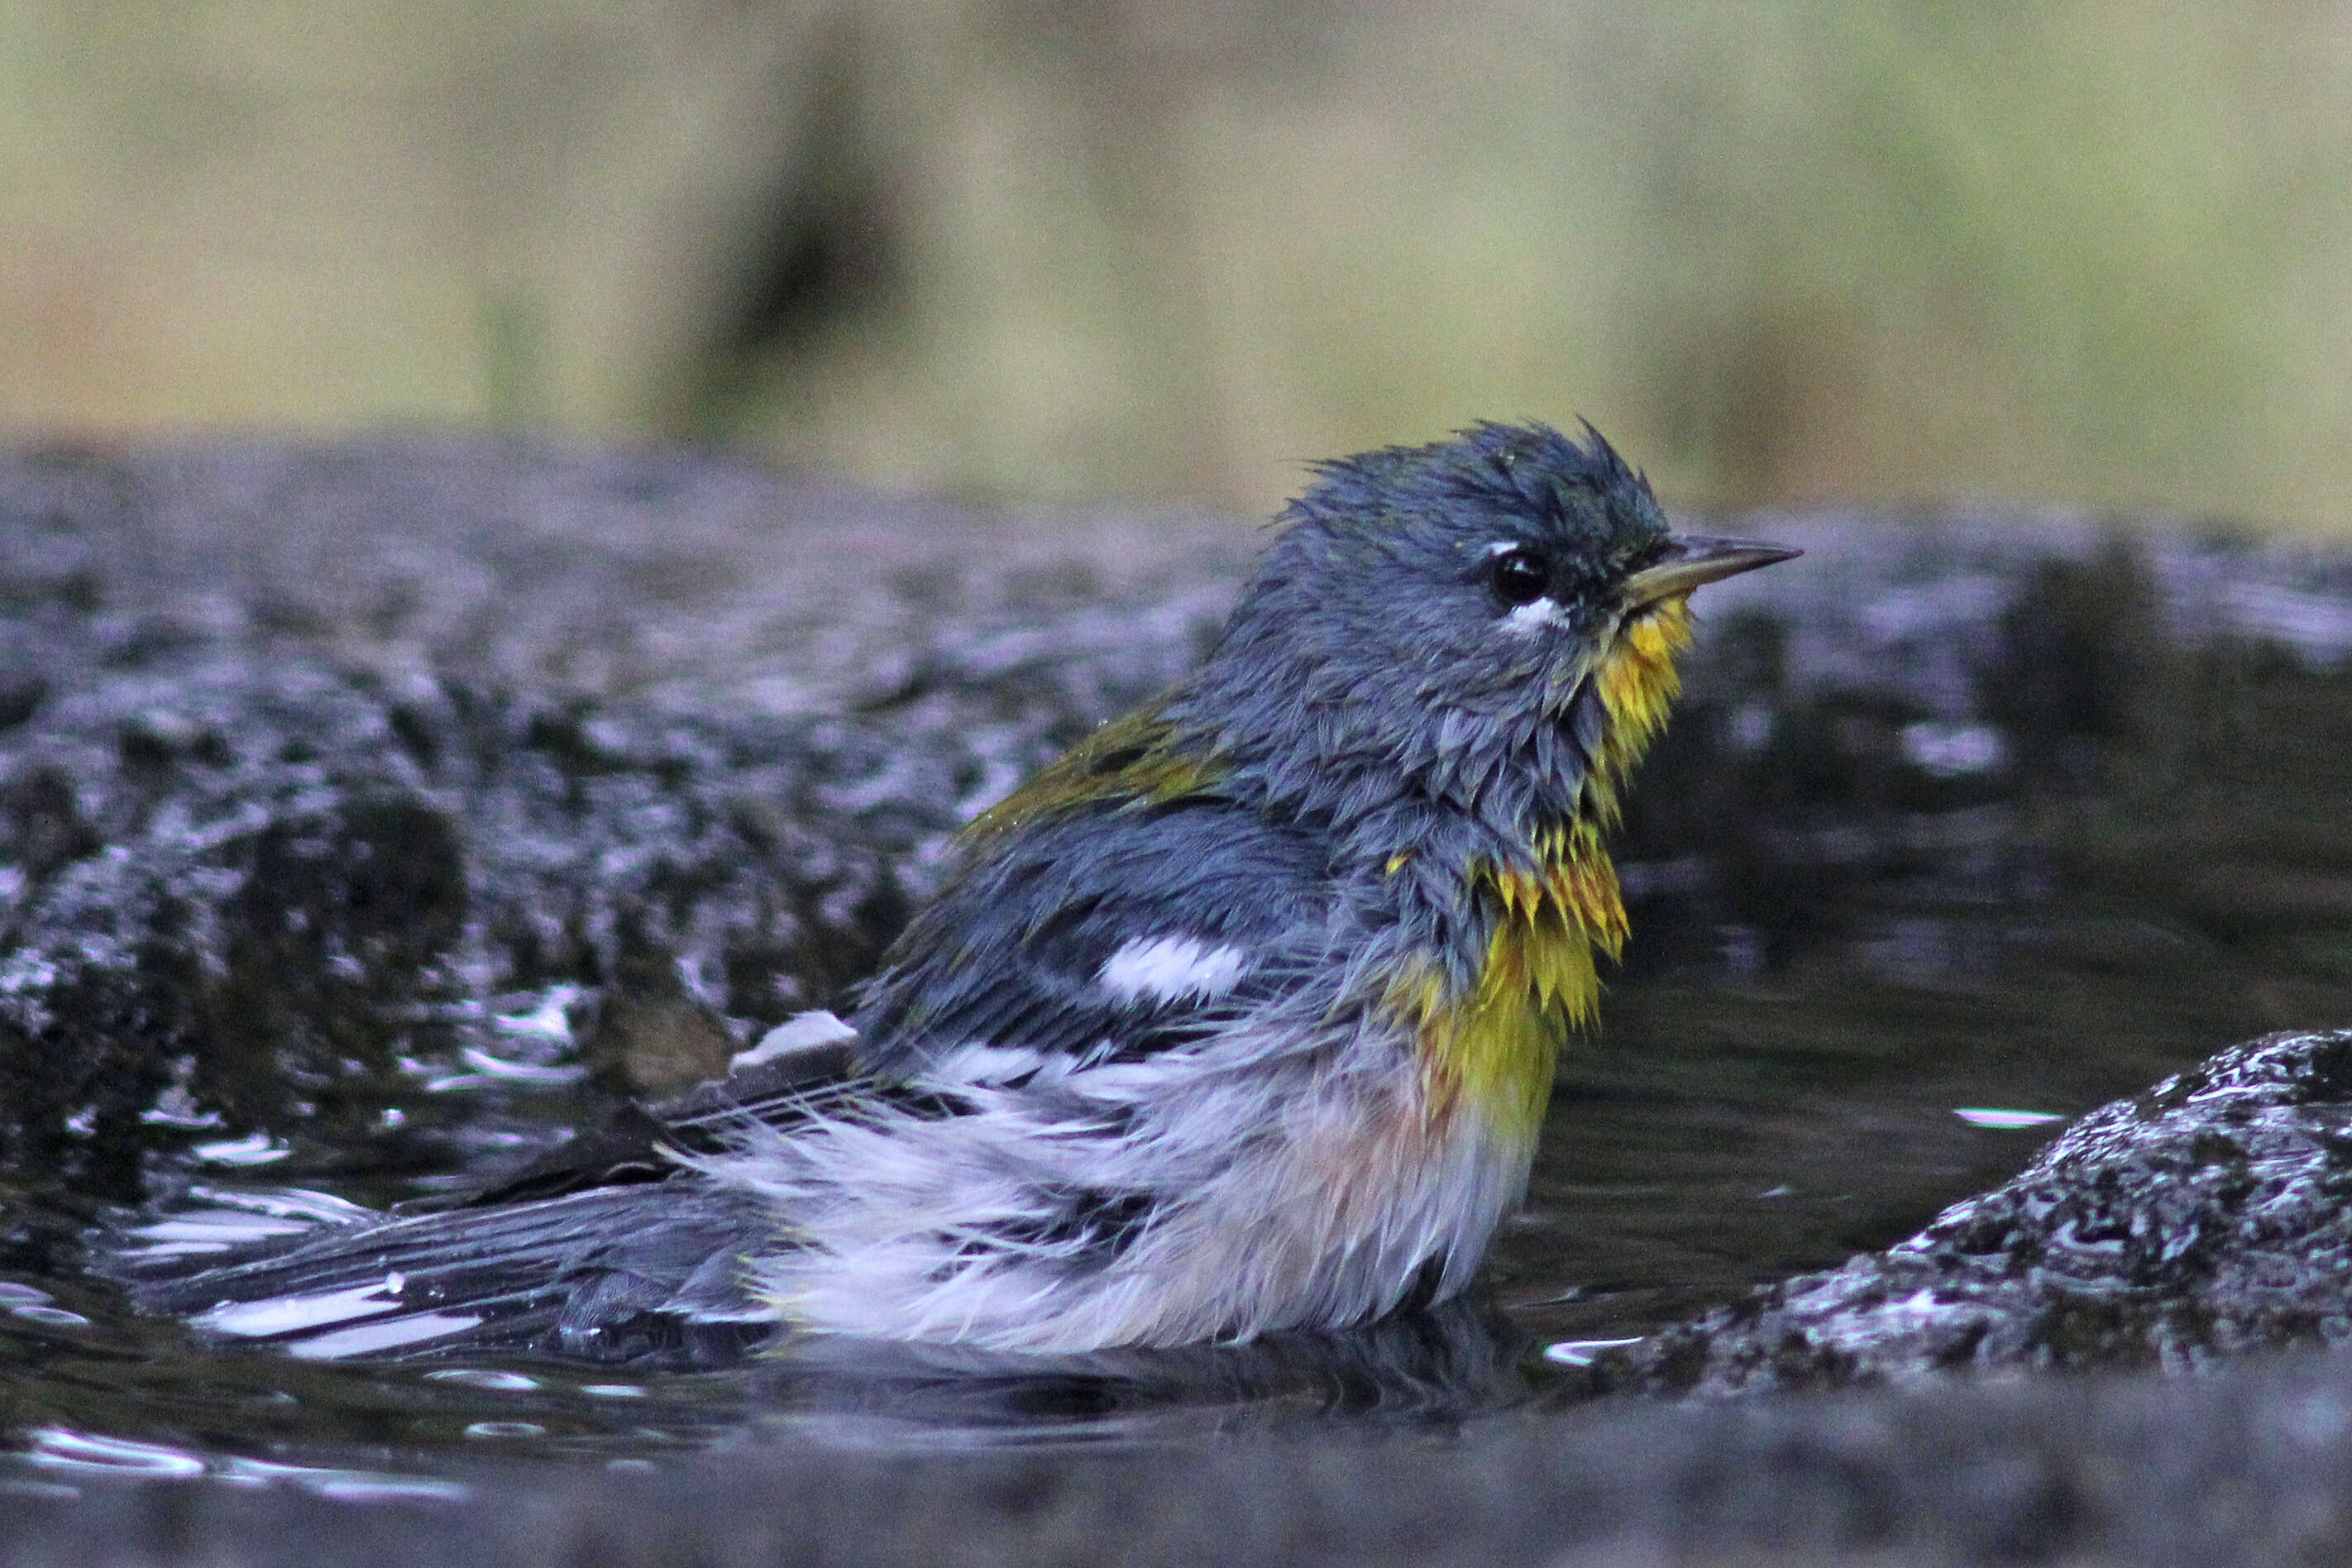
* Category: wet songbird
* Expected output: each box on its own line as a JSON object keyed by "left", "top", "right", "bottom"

{"left": 119, "top": 422, "right": 1795, "bottom": 1360}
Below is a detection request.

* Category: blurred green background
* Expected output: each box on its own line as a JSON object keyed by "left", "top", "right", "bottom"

{"left": 3, "top": 1, "right": 2345, "bottom": 525}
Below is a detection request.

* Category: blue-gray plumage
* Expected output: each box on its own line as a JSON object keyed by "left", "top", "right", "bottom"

{"left": 112, "top": 422, "right": 1795, "bottom": 1360}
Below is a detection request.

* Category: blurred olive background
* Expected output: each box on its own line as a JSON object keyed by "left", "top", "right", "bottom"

{"left": 3, "top": 2, "right": 2346, "bottom": 525}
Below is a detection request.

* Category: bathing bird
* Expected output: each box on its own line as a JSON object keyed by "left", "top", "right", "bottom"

{"left": 118, "top": 421, "right": 1795, "bottom": 1361}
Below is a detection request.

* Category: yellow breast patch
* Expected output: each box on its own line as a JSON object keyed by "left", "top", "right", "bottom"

{"left": 1389, "top": 595, "right": 1697, "bottom": 1146}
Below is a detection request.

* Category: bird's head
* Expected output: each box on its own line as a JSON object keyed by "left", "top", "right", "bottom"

{"left": 1180, "top": 421, "right": 1795, "bottom": 838}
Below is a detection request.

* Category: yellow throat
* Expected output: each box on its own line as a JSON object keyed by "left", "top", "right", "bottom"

{"left": 1392, "top": 597, "right": 1698, "bottom": 1145}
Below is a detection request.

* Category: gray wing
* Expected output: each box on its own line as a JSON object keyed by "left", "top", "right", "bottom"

{"left": 849, "top": 797, "right": 1338, "bottom": 1080}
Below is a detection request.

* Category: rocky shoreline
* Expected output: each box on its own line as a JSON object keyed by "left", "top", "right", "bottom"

{"left": 1572, "top": 1027, "right": 2352, "bottom": 1396}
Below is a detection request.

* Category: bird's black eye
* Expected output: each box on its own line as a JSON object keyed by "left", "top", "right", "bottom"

{"left": 1486, "top": 547, "right": 1549, "bottom": 609}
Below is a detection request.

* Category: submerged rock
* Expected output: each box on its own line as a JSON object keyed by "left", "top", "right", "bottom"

{"left": 1580, "top": 1028, "right": 2352, "bottom": 1394}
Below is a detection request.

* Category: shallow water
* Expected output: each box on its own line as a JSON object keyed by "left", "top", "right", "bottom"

{"left": 10, "top": 514, "right": 2352, "bottom": 1492}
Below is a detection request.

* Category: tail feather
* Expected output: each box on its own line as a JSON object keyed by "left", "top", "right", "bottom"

{"left": 105, "top": 1182, "right": 777, "bottom": 1364}
{"left": 99, "top": 1013, "right": 870, "bottom": 1364}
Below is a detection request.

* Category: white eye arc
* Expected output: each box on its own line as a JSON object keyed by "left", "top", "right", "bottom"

{"left": 1499, "top": 597, "right": 1566, "bottom": 635}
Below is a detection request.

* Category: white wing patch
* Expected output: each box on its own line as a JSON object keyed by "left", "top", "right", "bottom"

{"left": 1097, "top": 935, "right": 1248, "bottom": 1004}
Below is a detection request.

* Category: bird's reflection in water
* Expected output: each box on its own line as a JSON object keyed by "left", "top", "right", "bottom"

{"left": 0, "top": 1288, "right": 1525, "bottom": 1472}
{"left": 651, "top": 1297, "right": 1534, "bottom": 1449}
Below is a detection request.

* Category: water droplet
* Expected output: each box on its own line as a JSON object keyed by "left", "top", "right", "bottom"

{"left": 462, "top": 1422, "right": 545, "bottom": 1440}
{"left": 193, "top": 1132, "right": 293, "bottom": 1167}
{"left": 24, "top": 1429, "right": 205, "bottom": 1478}
{"left": 8, "top": 1304, "right": 90, "bottom": 1328}
{"left": 1542, "top": 1336, "right": 1644, "bottom": 1367}
{"left": 1953, "top": 1107, "right": 2066, "bottom": 1130}
{"left": 425, "top": 1369, "right": 540, "bottom": 1392}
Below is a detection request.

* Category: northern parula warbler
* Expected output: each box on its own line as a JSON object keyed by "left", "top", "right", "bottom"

{"left": 124, "top": 422, "right": 1794, "bottom": 1360}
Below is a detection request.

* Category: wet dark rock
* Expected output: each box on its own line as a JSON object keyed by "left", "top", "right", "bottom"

{"left": 1581, "top": 1028, "right": 2352, "bottom": 1394}
{"left": 0, "top": 438, "right": 1244, "bottom": 1203}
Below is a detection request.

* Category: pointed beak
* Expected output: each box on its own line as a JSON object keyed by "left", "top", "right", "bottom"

{"left": 1622, "top": 534, "right": 1800, "bottom": 610}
